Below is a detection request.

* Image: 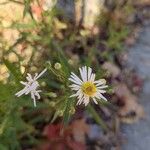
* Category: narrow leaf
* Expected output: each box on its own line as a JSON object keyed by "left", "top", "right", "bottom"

{"left": 87, "top": 104, "right": 108, "bottom": 131}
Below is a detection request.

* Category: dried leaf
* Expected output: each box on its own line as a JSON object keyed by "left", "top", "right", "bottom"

{"left": 42, "top": 123, "right": 86, "bottom": 150}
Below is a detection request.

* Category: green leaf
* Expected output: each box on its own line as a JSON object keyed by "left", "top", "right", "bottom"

{"left": 51, "top": 111, "right": 60, "bottom": 123}
{"left": 23, "top": 0, "right": 34, "bottom": 20}
{"left": 87, "top": 104, "right": 108, "bottom": 131}
{"left": 52, "top": 41, "right": 71, "bottom": 77}
{"left": 3, "top": 59, "right": 22, "bottom": 84}
{"left": 0, "top": 144, "right": 7, "bottom": 150}
{"left": 0, "top": 82, "right": 15, "bottom": 101}
{"left": 63, "top": 97, "right": 75, "bottom": 125}
{"left": 51, "top": 98, "right": 68, "bottom": 123}
{"left": 11, "top": 22, "right": 37, "bottom": 30}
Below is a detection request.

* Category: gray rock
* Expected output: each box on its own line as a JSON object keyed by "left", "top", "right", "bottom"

{"left": 122, "top": 22, "right": 150, "bottom": 150}
{"left": 88, "top": 124, "right": 103, "bottom": 139}
{"left": 44, "top": 0, "right": 104, "bottom": 28}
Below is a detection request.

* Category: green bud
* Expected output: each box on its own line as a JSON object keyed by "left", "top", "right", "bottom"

{"left": 49, "top": 101, "right": 56, "bottom": 107}
{"left": 41, "top": 81, "right": 46, "bottom": 87}
{"left": 46, "top": 61, "right": 51, "bottom": 68}
{"left": 48, "top": 92, "right": 57, "bottom": 98}
{"left": 54, "top": 62, "right": 61, "bottom": 70}
{"left": 58, "top": 110, "right": 64, "bottom": 117}
{"left": 68, "top": 59, "right": 73, "bottom": 65}
{"left": 69, "top": 107, "right": 75, "bottom": 115}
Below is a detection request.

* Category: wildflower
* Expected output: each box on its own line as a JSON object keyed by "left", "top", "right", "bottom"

{"left": 69, "top": 66, "right": 108, "bottom": 106}
{"left": 15, "top": 68, "right": 47, "bottom": 107}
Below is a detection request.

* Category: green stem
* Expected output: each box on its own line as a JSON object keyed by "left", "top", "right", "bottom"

{"left": 87, "top": 104, "right": 108, "bottom": 131}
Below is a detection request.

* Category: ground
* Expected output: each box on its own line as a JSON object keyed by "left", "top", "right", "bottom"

{"left": 122, "top": 21, "right": 150, "bottom": 150}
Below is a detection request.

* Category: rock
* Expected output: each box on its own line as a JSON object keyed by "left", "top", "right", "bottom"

{"left": 44, "top": 0, "right": 105, "bottom": 28}
{"left": 88, "top": 124, "right": 103, "bottom": 140}
{"left": 122, "top": 22, "right": 150, "bottom": 150}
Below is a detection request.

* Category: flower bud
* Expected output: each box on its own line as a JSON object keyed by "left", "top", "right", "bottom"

{"left": 58, "top": 110, "right": 64, "bottom": 117}
{"left": 54, "top": 62, "right": 61, "bottom": 70}
{"left": 48, "top": 92, "right": 57, "bottom": 98}
{"left": 49, "top": 101, "right": 56, "bottom": 107}
{"left": 69, "top": 107, "right": 75, "bottom": 115}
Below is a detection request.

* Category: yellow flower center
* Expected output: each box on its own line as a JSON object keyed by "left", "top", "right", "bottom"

{"left": 82, "top": 81, "right": 97, "bottom": 96}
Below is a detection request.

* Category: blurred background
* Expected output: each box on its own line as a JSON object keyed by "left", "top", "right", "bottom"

{"left": 0, "top": 0, "right": 150, "bottom": 150}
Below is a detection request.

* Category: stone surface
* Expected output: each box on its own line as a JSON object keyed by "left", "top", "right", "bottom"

{"left": 122, "top": 22, "right": 150, "bottom": 150}
{"left": 57, "top": 0, "right": 104, "bottom": 28}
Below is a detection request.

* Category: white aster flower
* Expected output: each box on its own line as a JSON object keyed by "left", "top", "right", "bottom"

{"left": 69, "top": 66, "right": 108, "bottom": 106}
{"left": 15, "top": 68, "right": 47, "bottom": 107}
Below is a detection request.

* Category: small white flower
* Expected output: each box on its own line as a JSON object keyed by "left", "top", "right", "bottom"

{"left": 69, "top": 66, "right": 108, "bottom": 106}
{"left": 15, "top": 68, "right": 47, "bottom": 107}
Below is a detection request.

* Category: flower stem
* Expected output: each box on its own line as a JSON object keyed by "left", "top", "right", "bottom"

{"left": 87, "top": 104, "right": 108, "bottom": 131}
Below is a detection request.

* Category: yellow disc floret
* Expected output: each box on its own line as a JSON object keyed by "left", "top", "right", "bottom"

{"left": 82, "top": 81, "right": 97, "bottom": 96}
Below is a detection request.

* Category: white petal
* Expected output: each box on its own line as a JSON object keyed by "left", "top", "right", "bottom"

{"left": 70, "top": 85, "right": 80, "bottom": 91}
{"left": 79, "top": 66, "right": 87, "bottom": 82}
{"left": 70, "top": 89, "right": 82, "bottom": 97}
{"left": 69, "top": 84, "right": 80, "bottom": 88}
{"left": 70, "top": 72, "right": 83, "bottom": 84}
{"left": 36, "top": 90, "right": 42, "bottom": 92}
{"left": 97, "top": 89, "right": 106, "bottom": 93}
{"left": 69, "top": 78, "right": 81, "bottom": 85}
{"left": 71, "top": 87, "right": 80, "bottom": 91}
{"left": 94, "top": 79, "right": 106, "bottom": 85}
{"left": 15, "top": 88, "right": 28, "bottom": 97}
{"left": 25, "top": 89, "right": 31, "bottom": 95}
{"left": 31, "top": 92, "right": 36, "bottom": 107}
{"left": 34, "top": 73, "right": 38, "bottom": 80}
{"left": 77, "top": 97, "right": 84, "bottom": 105}
{"left": 96, "top": 92, "right": 107, "bottom": 101}
{"left": 26, "top": 73, "right": 33, "bottom": 82}
{"left": 70, "top": 94, "right": 77, "bottom": 98}
{"left": 97, "top": 85, "right": 108, "bottom": 89}
{"left": 27, "top": 73, "right": 32, "bottom": 79}
{"left": 29, "top": 82, "right": 39, "bottom": 91}
{"left": 89, "top": 73, "right": 95, "bottom": 82}
{"left": 93, "top": 98, "right": 98, "bottom": 104}
{"left": 35, "top": 91, "right": 41, "bottom": 99}
{"left": 35, "top": 68, "right": 47, "bottom": 80}
{"left": 79, "top": 67, "right": 83, "bottom": 79}
{"left": 77, "top": 91, "right": 84, "bottom": 105}
{"left": 84, "top": 66, "right": 88, "bottom": 81}
{"left": 88, "top": 67, "right": 92, "bottom": 80}
{"left": 77, "top": 91, "right": 84, "bottom": 99}
{"left": 20, "top": 81, "right": 28, "bottom": 86}
{"left": 83, "top": 96, "right": 89, "bottom": 106}
{"left": 75, "top": 89, "right": 82, "bottom": 97}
